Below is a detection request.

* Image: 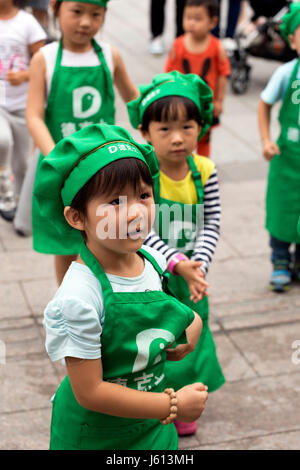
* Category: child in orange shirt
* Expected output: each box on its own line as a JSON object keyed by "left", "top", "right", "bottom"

{"left": 165, "top": 0, "right": 231, "bottom": 157}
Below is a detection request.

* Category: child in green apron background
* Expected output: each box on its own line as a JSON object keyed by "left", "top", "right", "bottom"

{"left": 258, "top": 3, "right": 300, "bottom": 293}
{"left": 34, "top": 123, "right": 208, "bottom": 450}
{"left": 127, "top": 71, "right": 225, "bottom": 436}
{"left": 19, "top": 0, "right": 139, "bottom": 284}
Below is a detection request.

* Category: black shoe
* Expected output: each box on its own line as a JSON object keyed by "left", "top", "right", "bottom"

{"left": 0, "top": 207, "right": 16, "bottom": 222}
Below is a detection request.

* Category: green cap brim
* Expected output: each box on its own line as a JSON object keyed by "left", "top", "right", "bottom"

{"left": 56, "top": 0, "right": 109, "bottom": 7}
{"left": 127, "top": 71, "right": 213, "bottom": 140}
{"left": 280, "top": 3, "right": 300, "bottom": 45}
{"left": 33, "top": 124, "right": 158, "bottom": 238}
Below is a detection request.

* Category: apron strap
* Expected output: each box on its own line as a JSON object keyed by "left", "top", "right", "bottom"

{"left": 80, "top": 243, "right": 170, "bottom": 299}
{"left": 46, "top": 40, "right": 63, "bottom": 111}
{"left": 139, "top": 248, "right": 172, "bottom": 293}
{"left": 92, "top": 39, "right": 115, "bottom": 106}
{"left": 187, "top": 155, "right": 204, "bottom": 204}
{"left": 79, "top": 242, "right": 114, "bottom": 297}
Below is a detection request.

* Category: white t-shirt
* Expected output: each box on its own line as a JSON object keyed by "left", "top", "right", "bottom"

{"left": 0, "top": 9, "right": 46, "bottom": 112}
{"left": 41, "top": 40, "right": 114, "bottom": 97}
{"left": 43, "top": 246, "right": 167, "bottom": 362}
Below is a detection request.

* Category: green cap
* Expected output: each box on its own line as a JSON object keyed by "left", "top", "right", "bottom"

{"left": 33, "top": 123, "right": 158, "bottom": 238}
{"left": 127, "top": 71, "right": 213, "bottom": 140}
{"left": 56, "top": 0, "right": 109, "bottom": 7}
{"left": 280, "top": 2, "right": 300, "bottom": 45}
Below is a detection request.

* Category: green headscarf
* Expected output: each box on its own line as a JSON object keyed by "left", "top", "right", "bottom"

{"left": 127, "top": 71, "right": 213, "bottom": 140}
{"left": 280, "top": 2, "right": 300, "bottom": 45}
{"left": 56, "top": 0, "right": 109, "bottom": 7}
{"left": 33, "top": 124, "right": 158, "bottom": 239}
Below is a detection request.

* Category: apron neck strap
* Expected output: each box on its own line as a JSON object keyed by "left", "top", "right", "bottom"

{"left": 79, "top": 242, "right": 114, "bottom": 297}
{"left": 92, "top": 39, "right": 115, "bottom": 103}
{"left": 187, "top": 155, "right": 204, "bottom": 204}
{"left": 79, "top": 244, "right": 166, "bottom": 299}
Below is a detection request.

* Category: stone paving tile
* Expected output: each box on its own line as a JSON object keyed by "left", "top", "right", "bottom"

{"left": 0, "top": 221, "right": 32, "bottom": 252}
{"left": 0, "top": 409, "right": 51, "bottom": 450}
{"left": 21, "top": 278, "right": 57, "bottom": 317}
{"left": 191, "top": 430, "right": 300, "bottom": 450}
{"left": 213, "top": 333, "right": 257, "bottom": 382}
{"left": 179, "top": 372, "right": 300, "bottom": 449}
{"left": 0, "top": 357, "right": 58, "bottom": 414}
{"left": 0, "top": 251, "right": 53, "bottom": 283}
{"left": 229, "top": 323, "right": 300, "bottom": 377}
{"left": 207, "top": 255, "right": 271, "bottom": 301}
{"left": 0, "top": 322, "right": 45, "bottom": 360}
{"left": 0, "top": 283, "right": 31, "bottom": 319}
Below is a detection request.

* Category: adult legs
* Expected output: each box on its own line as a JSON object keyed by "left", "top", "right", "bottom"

{"left": 150, "top": 0, "right": 166, "bottom": 39}
{"left": 176, "top": 0, "right": 186, "bottom": 37}
{"left": 0, "top": 108, "right": 16, "bottom": 221}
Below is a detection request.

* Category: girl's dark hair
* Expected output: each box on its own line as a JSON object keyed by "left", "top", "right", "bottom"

{"left": 53, "top": 0, "right": 61, "bottom": 17}
{"left": 14, "top": 0, "right": 27, "bottom": 8}
{"left": 141, "top": 96, "right": 203, "bottom": 132}
{"left": 185, "top": 0, "right": 219, "bottom": 18}
{"left": 70, "top": 158, "right": 153, "bottom": 239}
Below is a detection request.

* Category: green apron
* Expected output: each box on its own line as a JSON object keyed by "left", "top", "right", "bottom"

{"left": 50, "top": 243, "right": 195, "bottom": 450}
{"left": 154, "top": 155, "right": 225, "bottom": 392}
{"left": 266, "top": 59, "right": 300, "bottom": 244}
{"left": 33, "top": 39, "right": 115, "bottom": 255}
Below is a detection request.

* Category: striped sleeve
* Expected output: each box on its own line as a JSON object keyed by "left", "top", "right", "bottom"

{"left": 144, "top": 229, "right": 180, "bottom": 265}
{"left": 191, "top": 167, "right": 221, "bottom": 274}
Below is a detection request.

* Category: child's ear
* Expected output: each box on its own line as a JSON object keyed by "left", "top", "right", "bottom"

{"left": 138, "top": 124, "right": 151, "bottom": 143}
{"left": 64, "top": 206, "right": 85, "bottom": 231}
{"left": 288, "top": 34, "right": 296, "bottom": 49}
{"left": 210, "top": 16, "right": 219, "bottom": 30}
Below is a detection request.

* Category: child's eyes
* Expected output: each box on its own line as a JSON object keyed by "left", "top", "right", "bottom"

{"left": 72, "top": 9, "right": 81, "bottom": 14}
{"left": 140, "top": 192, "right": 151, "bottom": 200}
{"left": 110, "top": 198, "right": 120, "bottom": 206}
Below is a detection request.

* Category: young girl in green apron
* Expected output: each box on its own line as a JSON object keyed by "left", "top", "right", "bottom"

{"left": 20, "top": 0, "right": 139, "bottom": 284}
{"left": 258, "top": 3, "right": 300, "bottom": 292}
{"left": 34, "top": 123, "right": 208, "bottom": 450}
{"left": 127, "top": 71, "right": 225, "bottom": 436}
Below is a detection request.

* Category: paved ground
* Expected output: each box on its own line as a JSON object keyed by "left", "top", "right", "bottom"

{"left": 0, "top": 0, "right": 300, "bottom": 450}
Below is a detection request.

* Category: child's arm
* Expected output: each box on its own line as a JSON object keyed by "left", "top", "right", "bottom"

{"left": 190, "top": 167, "right": 221, "bottom": 277}
{"left": 66, "top": 356, "right": 208, "bottom": 422}
{"left": 166, "top": 311, "right": 202, "bottom": 361}
{"left": 26, "top": 51, "right": 56, "bottom": 157}
{"left": 112, "top": 47, "right": 139, "bottom": 102}
{"left": 5, "top": 40, "right": 45, "bottom": 86}
{"left": 258, "top": 98, "right": 280, "bottom": 161}
{"left": 214, "top": 43, "right": 230, "bottom": 117}
{"left": 214, "top": 75, "right": 227, "bottom": 117}
{"left": 144, "top": 231, "right": 209, "bottom": 303}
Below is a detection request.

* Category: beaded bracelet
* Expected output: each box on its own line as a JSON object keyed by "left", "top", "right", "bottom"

{"left": 160, "top": 388, "right": 178, "bottom": 425}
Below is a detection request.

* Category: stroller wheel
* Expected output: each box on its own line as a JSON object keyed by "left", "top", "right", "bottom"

{"left": 231, "top": 65, "right": 250, "bottom": 94}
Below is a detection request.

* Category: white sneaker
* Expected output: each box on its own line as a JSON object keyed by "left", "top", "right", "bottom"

{"left": 149, "top": 36, "right": 165, "bottom": 55}
{"left": 0, "top": 169, "right": 16, "bottom": 222}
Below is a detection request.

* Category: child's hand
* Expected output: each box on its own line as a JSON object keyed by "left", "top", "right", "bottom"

{"left": 5, "top": 70, "right": 28, "bottom": 86}
{"left": 213, "top": 99, "right": 223, "bottom": 117}
{"left": 262, "top": 139, "right": 280, "bottom": 161}
{"left": 166, "top": 313, "right": 202, "bottom": 362}
{"left": 176, "top": 383, "right": 208, "bottom": 422}
{"left": 174, "top": 260, "right": 209, "bottom": 303}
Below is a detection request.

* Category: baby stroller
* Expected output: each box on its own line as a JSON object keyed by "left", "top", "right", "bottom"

{"left": 226, "top": 0, "right": 297, "bottom": 94}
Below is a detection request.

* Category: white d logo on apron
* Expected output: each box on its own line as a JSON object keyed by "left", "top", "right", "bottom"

{"left": 73, "top": 86, "right": 101, "bottom": 119}
{"left": 132, "top": 329, "right": 175, "bottom": 373}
